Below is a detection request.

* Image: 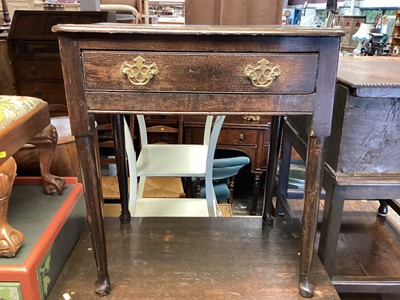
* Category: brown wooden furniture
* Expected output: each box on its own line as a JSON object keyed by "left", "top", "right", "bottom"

{"left": 0, "top": 95, "right": 65, "bottom": 257}
{"left": 185, "top": 0, "right": 283, "bottom": 25}
{"left": 54, "top": 23, "right": 342, "bottom": 297}
{"left": 391, "top": 10, "right": 400, "bottom": 54}
{"left": 276, "top": 56, "right": 400, "bottom": 294}
{"left": 334, "top": 15, "right": 366, "bottom": 53}
{"left": 7, "top": 10, "right": 114, "bottom": 117}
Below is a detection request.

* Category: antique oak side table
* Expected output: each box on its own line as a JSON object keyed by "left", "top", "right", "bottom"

{"left": 53, "top": 24, "right": 342, "bottom": 297}
{"left": 277, "top": 57, "right": 400, "bottom": 293}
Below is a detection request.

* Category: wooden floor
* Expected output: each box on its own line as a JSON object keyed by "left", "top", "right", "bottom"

{"left": 46, "top": 176, "right": 400, "bottom": 300}
{"left": 48, "top": 217, "right": 339, "bottom": 300}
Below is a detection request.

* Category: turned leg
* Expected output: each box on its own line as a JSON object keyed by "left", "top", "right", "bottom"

{"left": 250, "top": 173, "right": 261, "bottom": 215}
{"left": 195, "top": 178, "right": 201, "bottom": 198}
{"left": 112, "top": 114, "right": 131, "bottom": 224}
{"left": 262, "top": 115, "right": 283, "bottom": 223}
{"left": 299, "top": 135, "right": 326, "bottom": 298}
{"left": 29, "top": 124, "right": 65, "bottom": 195}
{"left": 76, "top": 134, "right": 110, "bottom": 295}
{"left": 0, "top": 157, "right": 24, "bottom": 257}
{"left": 228, "top": 176, "right": 235, "bottom": 205}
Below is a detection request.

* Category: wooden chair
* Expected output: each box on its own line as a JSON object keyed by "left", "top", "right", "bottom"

{"left": 193, "top": 156, "right": 250, "bottom": 205}
{"left": 124, "top": 115, "right": 225, "bottom": 217}
{"left": 0, "top": 95, "right": 65, "bottom": 257}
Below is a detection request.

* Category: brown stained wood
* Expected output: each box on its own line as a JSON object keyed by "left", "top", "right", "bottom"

{"left": 81, "top": 35, "right": 324, "bottom": 53}
{"left": 7, "top": 11, "right": 114, "bottom": 116}
{"left": 55, "top": 25, "right": 341, "bottom": 297}
{"left": 86, "top": 92, "right": 315, "bottom": 115}
{"left": 337, "top": 57, "right": 400, "bottom": 90}
{"left": 53, "top": 23, "right": 344, "bottom": 36}
{"left": 0, "top": 157, "right": 23, "bottom": 257}
{"left": 47, "top": 217, "right": 339, "bottom": 300}
{"left": 83, "top": 52, "right": 318, "bottom": 93}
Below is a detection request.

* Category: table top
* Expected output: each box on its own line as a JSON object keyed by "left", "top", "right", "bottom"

{"left": 337, "top": 56, "right": 400, "bottom": 97}
{"left": 52, "top": 23, "right": 343, "bottom": 37}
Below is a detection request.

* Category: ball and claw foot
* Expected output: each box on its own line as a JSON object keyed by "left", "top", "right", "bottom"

{"left": 299, "top": 276, "right": 314, "bottom": 298}
{"left": 0, "top": 224, "right": 24, "bottom": 258}
{"left": 95, "top": 278, "right": 111, "bottom": 296}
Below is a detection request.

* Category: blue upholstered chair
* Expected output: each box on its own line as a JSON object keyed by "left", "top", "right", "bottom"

{"left": 193, "top": 156, "right": 250, "bottom": 204}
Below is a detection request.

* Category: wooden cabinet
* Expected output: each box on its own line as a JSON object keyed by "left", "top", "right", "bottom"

{"left": 185, "top": 0, "right": 283, "bottom": 25}
{"left": 391, "top": 10, "right": 400, "bottom": 54}
{"left": 7, "top": 10, "right": 113, "bottom": 116}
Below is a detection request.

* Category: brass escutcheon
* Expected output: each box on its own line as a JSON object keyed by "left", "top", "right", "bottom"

{"left": 244, "top": 59, "right": 281, "bottom": 88}
{"left": 120, "top": 56, "right": 158, "bottom": 86}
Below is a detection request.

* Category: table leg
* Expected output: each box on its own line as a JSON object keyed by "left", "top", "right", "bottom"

{"left": 317, "top": 181, "right": 345, "bottom": 277}
{"left": 112, "top": 114, "right": 131, "bottom": 223}
{"left": 262, "top": 115, "right": 283, "bottom": 224}
{"left": 75, "top": 135, "right": 111, "bottom": 295}
{"left": 299, "top": 135, "right": 326, "bottom": 298}
{"left": 250, "top": 172, "right": 261, "bottom": 215}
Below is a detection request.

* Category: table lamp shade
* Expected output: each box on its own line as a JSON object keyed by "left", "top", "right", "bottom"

{"left": 352, "top": 23, "right": 372, "bottom": 42}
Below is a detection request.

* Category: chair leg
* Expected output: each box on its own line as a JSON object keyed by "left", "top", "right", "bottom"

{"left": 195, "top": 178, "right": 201, "bottom": 198}
{"left": 0, "top": 157, "right": 24, "bottom": 257}
{"left": 29, "top": 124, "right": 65, "bottom": 195}
{"left": 228, "top": 176, "right": 235, "bottom": 205}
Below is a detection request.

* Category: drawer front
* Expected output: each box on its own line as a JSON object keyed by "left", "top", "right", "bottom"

{"left": 83, "top": 51, "right": 318, "bottom": 94}
{"left": 187, "top": 127, "right": 258, "bottom": 146}
{"left": 12, "top": 59, "right": 63, "bottom": 80}
{"left": 17, "top": 81, "right": 66, "bottom": 102}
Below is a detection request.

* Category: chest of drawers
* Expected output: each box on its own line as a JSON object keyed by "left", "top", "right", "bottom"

{"left": 7, "top": 10, "right": 113, "bottom": 116}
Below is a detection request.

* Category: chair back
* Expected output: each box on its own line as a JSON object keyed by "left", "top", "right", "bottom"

{"left": 212, "top": 156, "right": 250, "bottom": 180}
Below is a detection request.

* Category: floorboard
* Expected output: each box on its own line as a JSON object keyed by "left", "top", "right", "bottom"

{"left": 47, "top": 217, "right": 338, "bottom": 300}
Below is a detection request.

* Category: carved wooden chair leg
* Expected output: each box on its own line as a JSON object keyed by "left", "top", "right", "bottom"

{"left": 29, "top": 124, "right": 66, "bottom": 195}
{"left": 0, "top": 157, "right": 24, "bottom": 257}
{"left": 195, "top": 177, "right": 201, "bottom": 198}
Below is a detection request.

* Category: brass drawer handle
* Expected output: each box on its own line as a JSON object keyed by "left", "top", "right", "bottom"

{"left": 120, "top": 56, "right": 158, "bottom": 86}
{"left": 244, "top": 59, "right": 281, "bottom": 88}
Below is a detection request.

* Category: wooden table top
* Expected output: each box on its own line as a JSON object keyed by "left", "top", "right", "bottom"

{"left": 337, "top": 57, "right": 400, "bottom": 94}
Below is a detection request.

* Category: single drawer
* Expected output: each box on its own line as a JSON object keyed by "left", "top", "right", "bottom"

{"left": 17, "top": 81, "right": 66, "bottom": 102}
{"left": 218, "top": 129, "right": 258, "bottom": 145}
{"left": 82, "top": 51, "right": 319, "bottom": 94}
{"left": 186, "top": 127, "right": 258, "bottom": 146}
{"left": 12, "top": 59, "right": 63, "bottom": 80}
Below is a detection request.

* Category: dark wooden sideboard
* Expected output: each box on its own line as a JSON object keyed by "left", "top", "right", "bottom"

{"left": 53, "top": 24, "right": 342, "bottom": 297}
{"left": 7, "top": 10, "right": 114, "bottom": 116}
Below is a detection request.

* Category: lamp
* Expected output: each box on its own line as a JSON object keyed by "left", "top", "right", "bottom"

{"left": 352, "top": 23, "right": 372, "bottom": 55}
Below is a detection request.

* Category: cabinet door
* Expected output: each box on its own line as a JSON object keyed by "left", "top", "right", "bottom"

{"left": 185, "top": 0, "right": 283, "bottom": 25}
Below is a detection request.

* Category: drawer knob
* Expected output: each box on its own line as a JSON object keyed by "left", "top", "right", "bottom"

{"left": 238, "top": 133, "right": 245, "bottom": 144}
{"left": 244, "top": 59, "right": 281, "bottom": 88}
{"left": 120, "top": 56, "right": 158, "bottom": 86}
